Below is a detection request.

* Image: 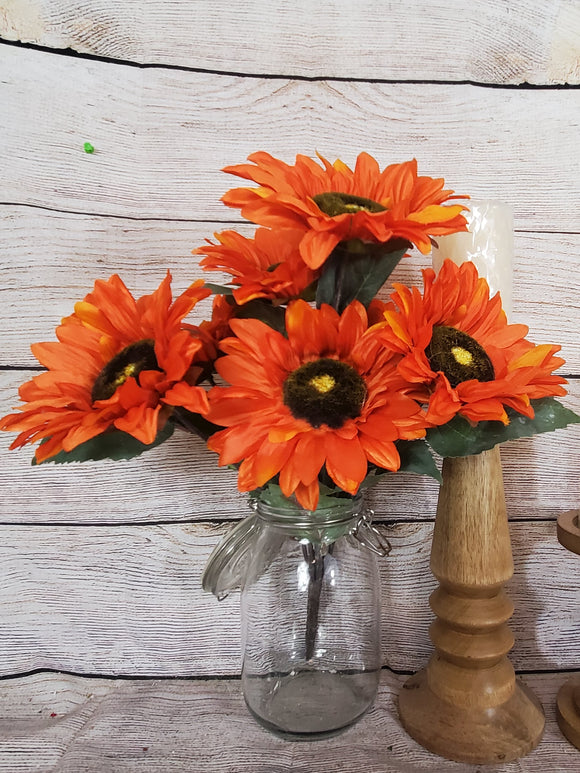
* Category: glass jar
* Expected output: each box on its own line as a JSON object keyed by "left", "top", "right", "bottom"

{"left": 203, "top": 494, "right": 390, "bottom": 739}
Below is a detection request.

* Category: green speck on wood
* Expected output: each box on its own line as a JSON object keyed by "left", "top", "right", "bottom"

{"left": 83, "top": 142, "right": 95, "bottom": 154}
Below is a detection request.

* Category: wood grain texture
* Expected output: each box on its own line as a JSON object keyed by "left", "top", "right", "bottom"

{"left": 1, "top": 0, "right": 578, "bottom": 84}
{"left": 1, "top": 372, "right": 578, "bottom": 525}
{"left": 0, "top": 670, "right": 578, "bottom": 772}
{"left": 0, "top": 520, "right": 577, "bottom": 677}
{"left": 1, "top": 45, "right": 580, "bottom": 225}
{"left": 1, "top": 207, "right": 579, "bottom": 369}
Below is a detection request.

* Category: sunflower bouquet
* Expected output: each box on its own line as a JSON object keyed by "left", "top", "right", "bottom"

{"left": 1, "top": 152, "right": 577, "bottom": 513}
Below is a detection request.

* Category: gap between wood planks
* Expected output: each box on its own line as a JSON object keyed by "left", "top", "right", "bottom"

{"left": 2, "top": 37, "right": 580, "bottom": 90}
{"left": 1, "top": 202, "right": 579, "bottom": 234}
{"left": 0, "top": 664, "right": 577, "bottom": 683}
{"left": 0, "top": 201, "right": 242, "bottom": 224}
{"left": 0, "top": 515, "right": 565, "bottom": 528}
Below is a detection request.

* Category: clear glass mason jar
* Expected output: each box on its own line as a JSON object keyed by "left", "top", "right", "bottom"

{"left": 203, "top": 494, "right": 389, "bottom": 739}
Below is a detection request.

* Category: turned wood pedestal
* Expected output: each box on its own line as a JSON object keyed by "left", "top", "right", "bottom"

{"left": 399, "top": 447, "right": 545, "bottom": 764}
{"left": 556, "top": 509, "right": 580, "bottom": 750}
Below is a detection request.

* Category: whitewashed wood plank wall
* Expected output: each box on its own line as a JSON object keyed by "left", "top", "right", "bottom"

{"left": 0, "top": 2, "right": 579, "bottom": 771}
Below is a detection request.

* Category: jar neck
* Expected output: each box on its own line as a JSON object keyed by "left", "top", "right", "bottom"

{"left": 255, "top": 494, "right": 362, "bottom": 541}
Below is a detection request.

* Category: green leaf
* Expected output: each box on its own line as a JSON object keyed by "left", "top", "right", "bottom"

{"left": 171, "top": 407, "right": 221, "bottom": 441}
{"left": 234, "top": 299, "right": 287, "bottom": 334}
{"left": 316, "top": 239, "right": 409, "bottom": 312}
{"left": 251, "top": 482, "right": 295, "bottom": 509}
{"left": 203, "top": 283, "right": 234, "bottom": 295}
{"left": 426, "top": 397, "right": 580, "bottom": 458}
{"left": 297, "top": 281, "right": 318, "bottom": 303}
{"left": 396, "top": 439, "right": 442, "bottom": 482}
{"left": 314, "top": 249, "right": 342, "bottom": 309}
{"left": 251, "top": 481, "right": 352, "bottom": 511}
{"left": 358, "top": 440, "right": 442, "bottom": 488}
{"left": 33, "top": 422, "right": 175, "bottom": 465}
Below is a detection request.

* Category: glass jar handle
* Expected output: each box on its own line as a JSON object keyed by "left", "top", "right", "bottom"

{"left": 352, "top": 508, "right": 392, "bottom": 557}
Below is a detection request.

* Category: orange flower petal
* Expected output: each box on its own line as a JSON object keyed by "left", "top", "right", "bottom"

{"left": 162, "top": 383, "right": 210, "bottom": 415}
{"left": 324, "top": 434, "right": 368, "bottom": 494}
{"left": 293, "top": 480, "right": 321, "bottom": 511}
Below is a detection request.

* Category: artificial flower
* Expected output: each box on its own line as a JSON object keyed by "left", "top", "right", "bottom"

{"left": 194, "top": 227, "right": 318, "bottom": 304}
{"left": 0, "top": 273, "right": 211, "bottom": 462}
{"left": 206, "top": 299, "right": 427, "bottom": 510}
{"left": 185, "top": 292, "right": 236, "bottom": 366}
{"left": 377, "top": 259, "right": 568, "bottom": 425}
{"left": 221, "top": 151, "right": 468, "bottom": 270}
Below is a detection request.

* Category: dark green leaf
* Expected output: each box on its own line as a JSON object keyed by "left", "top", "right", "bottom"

{"left": 396, "top": 439, "right": 442, "bottom": 481}
{"left": 359, "top": 440, "right": 442, "bottom": 487}
{"left": 33, "top": 422, "right": 175, "bottom": 465}
{"left": 297, "top": 281, "right": 318, "bottom": 303}
{"left": 171, "top": 407, "right": 221, "bottom": 441}
{"left": 316, "top": 239, "right": 409, "bottom": 312}
{"left": 250, "top": 480, "right": 352, "bottom": 511}
{"left": 234, "top": 299, "right": 287, "bottom": 334}
{"left": 204, "top": 283, "right": 234, "bottom": 296}
{"left": 426, "top": 397, "right": 580, "bottom": 458}
{"left": 315, "top": 249, "right": 342, "bottom": 309}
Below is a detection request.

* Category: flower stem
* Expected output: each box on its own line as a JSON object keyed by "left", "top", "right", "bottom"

{"left": 303, "top": 542, "right": 325, "bottom": 661}
{"left": 171, "top": 407, "right": 220, "bottom": 441}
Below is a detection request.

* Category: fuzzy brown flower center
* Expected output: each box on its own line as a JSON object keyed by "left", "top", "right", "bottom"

{"left": 426, "top": 326, "right": 495, "bottom": 388}
{"left": 91, "top": 340, "right": 160, "bottom": 401}
{"left": 283, "top": 358, "right": 367, "bottom": 429}
{"left": 312, "top": 192, "right": 387, "bottom": 218}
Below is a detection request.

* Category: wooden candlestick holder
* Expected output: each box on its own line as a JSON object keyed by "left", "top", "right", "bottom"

{"left": 555, "top": 509, "right": 580, "bottom": 749}
{"left": 399, "top": 446, "right": 545, "bottom": 764}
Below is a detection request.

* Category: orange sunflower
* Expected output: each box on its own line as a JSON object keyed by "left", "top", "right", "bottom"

{"left": 377, "top": 259, "right": 568, "bottom": 425}
{"left": 185, "top": 292, "right": 236, "bottom": 366}
{"left": 0, "top": 273, "right": 211, "bottom": 463}
{"left": 221, "top": 151, "right": 468, "bottom": 270}
{"left": 205, "top": 299, "right": 427, "bottom": 510}
{"left": 194, "top": 227, "right": 318, "bottom": 304}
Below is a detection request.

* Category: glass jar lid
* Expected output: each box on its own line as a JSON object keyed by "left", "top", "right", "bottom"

{"left": 202, "top": 495, "right": 391, "bottom": 599}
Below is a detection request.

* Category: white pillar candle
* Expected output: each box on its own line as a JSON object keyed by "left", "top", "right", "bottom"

{"left": 432, "top": 200, "right": 514, "bottom": 317}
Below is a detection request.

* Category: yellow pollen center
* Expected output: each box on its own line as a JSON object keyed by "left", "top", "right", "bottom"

{"left": 451, "top": 346, "right": 474, "bottom": 366}
{"left": 113, "top": 363, "right": 137, "bottom": 388}
{"left": 309, "top": 374, "right": 336, "bottom": 394}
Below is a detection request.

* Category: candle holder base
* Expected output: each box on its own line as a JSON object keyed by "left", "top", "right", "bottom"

{"left": 556, "top": 680, "right": 580, "bottom": 750}
{"left": 399, "top": 668, "right": 545, "bottom": 765}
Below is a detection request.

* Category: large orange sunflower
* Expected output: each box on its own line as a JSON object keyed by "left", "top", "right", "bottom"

{"left": 1, "top": 273, "right": 211, "bottom": 462}
{"left": 221, "top": 152, "right": 468, "bottom": 270}
{"left": 377, "top": 259, "right": 567, "bottom": 425}
{"left": 205, "top": 299, "right": 427, "bottom": 510}
{"left": 194, "top": 227, "right": 318, "bottom": 304}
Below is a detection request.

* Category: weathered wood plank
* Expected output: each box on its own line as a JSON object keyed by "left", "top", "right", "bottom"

{"left": 1, "top": 207, "right": 579, "bottom": 369}
{"left": 0, "top": 520, "right": 577, "bottom": 676}
{"left": 1, "top": 46, "right": 579, "bottom": 225}
{"left": 1, "top": 0, "right": 578, "bottom": 84}
{"left": 1, "top": 371, "right": 578, "bottom": 524}
{"left": 0, "top": 670, "right": 578, "bottom": 772}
